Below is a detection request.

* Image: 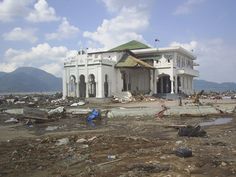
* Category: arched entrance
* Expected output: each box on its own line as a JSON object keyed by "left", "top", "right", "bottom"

{"left": 79, "top": 75, "right": 86, "bottom": 98}
{"left": 69, "top": 75, "right": 76, "bottom": 97}
{"left": 88, "top": 74, "right": 96, "bottom": 97}
{"left": 157, "top": 75, "right": 171, "bottom": 93}
{"left": 104, "top": 74, "right": 109, "bottom": 97}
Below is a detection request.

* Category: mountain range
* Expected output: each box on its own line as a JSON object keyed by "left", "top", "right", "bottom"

{"left": 193, "top": 79, "right": 236, "bottom": 92}
{"left": 0, "top": 67, "right": 235, "bottom": 93}
{"left": 0, "top": 67, "right": 62, "bottom": 93}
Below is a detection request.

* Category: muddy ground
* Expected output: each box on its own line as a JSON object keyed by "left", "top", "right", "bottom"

{"left": 0, "top": 101, "right": 236, "bottom": 177}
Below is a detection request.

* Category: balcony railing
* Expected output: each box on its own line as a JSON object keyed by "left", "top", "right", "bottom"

{"left": 177, "top": 68, "right": 199, "bottom": 77}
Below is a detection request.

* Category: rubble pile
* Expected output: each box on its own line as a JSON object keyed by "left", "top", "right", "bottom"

{"left": 0, "top": 93, "right": 66, "bottom": 108}
{"left": 0, "top": 91, "right": 236, "bottom": 176}
{"left": 112, "top": 91, "right": 157, "bottom": 103}
{"left": 0, "top": 121, "right": 235, "bottom": 177}
{"left": 196, "top": 90, "right": 236, "bottom": 100}
{"left": 112, "top": 91, "right": 134, "bottom": 103}
{"left": 178, "top": 125, "right": 207, "bottom": 137}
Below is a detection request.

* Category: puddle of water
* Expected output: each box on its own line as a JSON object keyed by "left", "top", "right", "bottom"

{"left": 200, "top": 118, "right": 233, "bottom": 126}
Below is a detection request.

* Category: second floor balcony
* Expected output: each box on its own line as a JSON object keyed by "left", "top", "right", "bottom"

{"left": 177, "top": 68, "right": 199, "bottom": 77}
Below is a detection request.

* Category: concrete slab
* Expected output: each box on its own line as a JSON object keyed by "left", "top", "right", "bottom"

{"left": 164, "top": 106, "right": 219, "bottom": 116}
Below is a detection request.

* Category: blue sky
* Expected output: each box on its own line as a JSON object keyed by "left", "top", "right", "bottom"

{"left": 0, "top": 0, "right": 236, "bottom": 83}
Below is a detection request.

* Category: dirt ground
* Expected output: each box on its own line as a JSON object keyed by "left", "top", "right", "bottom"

{"left": 0, "top": 100, "right": 236, "bottom": 177}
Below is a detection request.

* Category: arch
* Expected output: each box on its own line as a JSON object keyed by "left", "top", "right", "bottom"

{"left": 157, "top": 74, "right": 171, "bottom": 93}
{"left": 104, "top": 74, "right": 109, "bottom": 97}
{"left": 88, "top": 74, "right": 96, "bottom": 97}
{"left": 79, "top": 74, "right": 86, "bottom": 98}
{"left": 69, "top": 75, "right": 76, "bottom": 97}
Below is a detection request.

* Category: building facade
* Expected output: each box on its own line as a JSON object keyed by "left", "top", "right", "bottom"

{"left": 63, "top": 40, "right": 199, "bottom": 98}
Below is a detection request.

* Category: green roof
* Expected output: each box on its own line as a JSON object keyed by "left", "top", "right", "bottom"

{"left": 115, "top": 53, "right": 154, "bottom": 69}
{"left": 109, "top": 40, "right": 150, "bottom": 51}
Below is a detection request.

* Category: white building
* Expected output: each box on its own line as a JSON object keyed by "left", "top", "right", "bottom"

{"left": 63, "top": 40, "right": 199, "bottom": 99}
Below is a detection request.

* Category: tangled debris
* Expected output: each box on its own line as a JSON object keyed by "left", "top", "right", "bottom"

{"left": 178, "top": 125, "right": 207, "bottom": 137}
{"left": 112, "top": 91, "right": 157, "bottom": 103}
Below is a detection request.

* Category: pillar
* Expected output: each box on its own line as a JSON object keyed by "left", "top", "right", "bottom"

{"left": 154, "top": 71, "right": 157, "bottom": 94}
{"left": 180, "top": 75, "right": 184, "bottom": 92}
{"left": 97, "top": 65, "right": 104, "bottom": 98}
{"left": 191, "top": 77, "right": 194, "bottom": 92}
{"left": 75, "top": 56, "right": 79, "bottom": 98}
{"left": 181, "top": 76, "right": 185, "bottom": 93}
{"left": 175, "top": 75, "right": 178, "bottom": 93}
{"left": 85, "top": 56, "right": 89, "bottom": 98}
{"left": 75, "top": 83, "right": 78, "bottom": 97}
{"left": 62, "top": 68, "right": 67, "bottom": 99}
{"left": 150, "top": 70, "right": 154, "bottom": 95}
{"left": 171, "top": 78, "right": 174, "bottom": 94}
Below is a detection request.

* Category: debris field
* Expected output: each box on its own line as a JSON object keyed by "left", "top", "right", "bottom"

{"left": 0, "top": 93, "right": 236, "bottom": 177}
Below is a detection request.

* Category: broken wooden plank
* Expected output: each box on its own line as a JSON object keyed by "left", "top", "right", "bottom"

{"left": 163, "top": 124, "right": 187, "bottom": 128}
{"left": 97, "top": 159, "right": 122, "bottom": 166}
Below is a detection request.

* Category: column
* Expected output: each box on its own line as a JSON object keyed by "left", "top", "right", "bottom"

{"left": 188, "top": 76, "right": 191, "bottom": 95}
{"left": 180, "top": 76, "right": 184, "bottom": 93}
{"left": 175, "top": 75, "right": 178, "bottom": 93}
{"left": 75, "top": 55, "right": 79, "bottom": 97}
{"left": 67, "top": 69, "right": 71, "bottom": 97}
{"left": 182, "top": 76, "right": 185, "bottom": 93}
{"left": 85, "top": 77, "right": 89, "bottom": 98}
{"left": 171, "top": 78, "right": 174, "bottom": 94}
{"left": 191, "top": 77, "right": 194, "bottom": 92}
{"left": 97, "top": 65, "right": 103, "bottom": 98}
{"left": 154, "top": 72, "right": 157, "bottom": 94}
{"left": 149, "top": 70, "right": 153, "bottom": 95}
{"left": 85, "top": 55, "right": 89, "bottom": 98}
{"left": 189, "top": 76, "right": 193, "bottom": 94}
{"left": 62, "top": 68, "right": 67, "bottom": 99}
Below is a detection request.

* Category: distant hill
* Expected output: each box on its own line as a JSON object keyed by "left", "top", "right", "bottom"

{"left": 0, "top": 67, "right": 62, "bottom": 93}
{"left": 193, "top": 79, "right": 236, "bottom": 92}
{"left": 1, "top": 68, "right": 235, "bottom": 93}
{"left": 0, "top": 72, "right": 6, "bottom": 77}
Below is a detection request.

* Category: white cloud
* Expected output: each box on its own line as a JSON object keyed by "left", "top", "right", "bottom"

{"left": 174, "top": 0, "right": 205, "bottom": 15}
{"left": 45, "top": 18, "right": 79, "bottom": 40}
{"left": 1, "top": 43, "right": 77, "bottom": 76}
{"left": 0, "top": 0, "right": 31, "bottom": 22}
{"left": 3, "top": 27, "right": 37, "bottom": 43}
{"left": 40, "top": 63, "right": 62, "bottom": 76}
{"left": 26, "top": 0, "right": 60, "bottom": 22}
{"left": 169, "top": 39, "right": 236, "bottom": 83}
{"left": 101, "top": 0, "right": 149, "bottom": 12}
{"left": 0, "top": 62, "right": 17, "bottom": 73}
{"left": 84, "top": 4, "right": 150, "bottom": 49}
{"left": 170, "top": 40, "right": 198, "bottom": 51}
